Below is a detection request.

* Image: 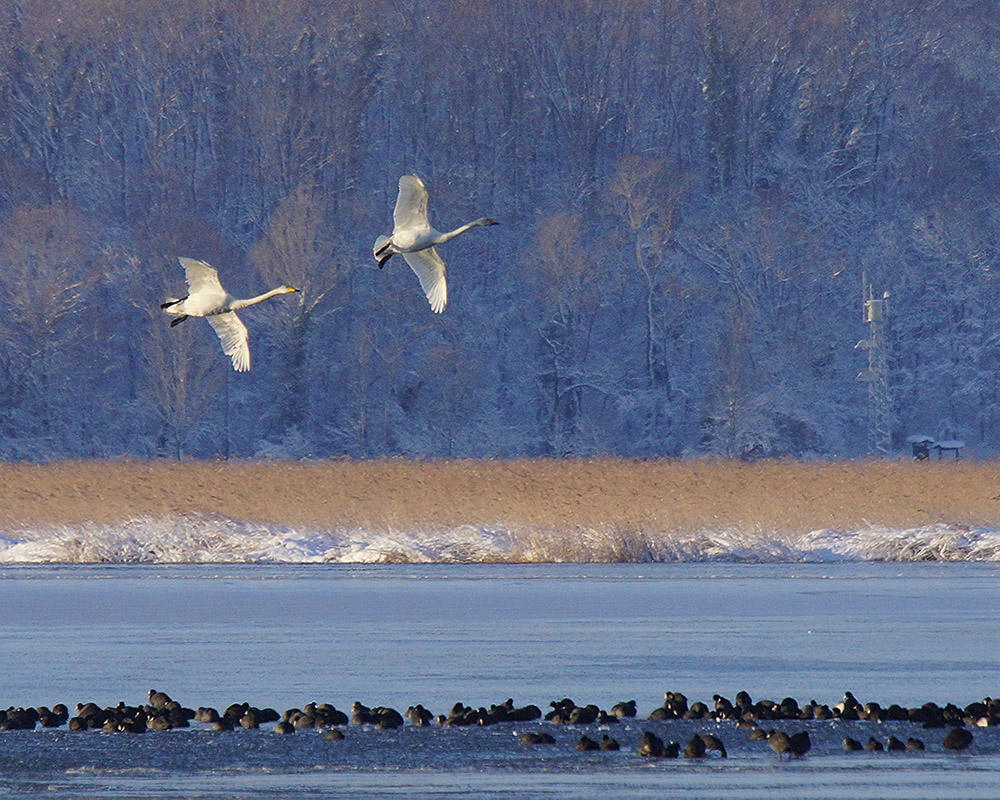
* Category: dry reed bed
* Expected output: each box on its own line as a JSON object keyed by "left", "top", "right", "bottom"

{"left": 2, "top": 458, "right": 999, "bottom": 536}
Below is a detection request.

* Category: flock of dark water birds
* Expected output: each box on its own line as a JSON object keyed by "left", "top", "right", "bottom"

{"left": 0, "top": 688, "right": 993, "bottom": 759}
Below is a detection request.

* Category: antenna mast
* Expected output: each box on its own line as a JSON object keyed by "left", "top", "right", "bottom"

{"left": 857, "top": 272, "right": 892, "bottom": 456}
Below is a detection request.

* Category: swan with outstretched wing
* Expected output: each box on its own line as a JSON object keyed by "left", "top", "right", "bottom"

{"left": 161, "top": 257, "right": 298, "bottom": 372}
{"left": 373, "top": 175, "right": 497, "bottom": 313}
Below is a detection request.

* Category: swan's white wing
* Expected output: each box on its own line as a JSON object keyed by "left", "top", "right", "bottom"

{"left": 178, "top": 257, "right": 229, "bottom": 316}
{"left": 393, "top": 175, "right": 430, "bottom": 232}
{"left": 207, "top": 311, "right": 250, "bottom": 372}
{"left": 402, "top": 247, "right": 447, "bottom": 313}
{"left": 179, "top": 258, "right": 225, "bottom": 295}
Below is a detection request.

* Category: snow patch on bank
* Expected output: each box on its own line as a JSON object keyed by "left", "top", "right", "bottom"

{"left": 2, "top": 513, "right": 1000, "bottom": 563}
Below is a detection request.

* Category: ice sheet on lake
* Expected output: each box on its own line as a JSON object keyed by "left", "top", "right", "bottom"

{"left": 2, "top": 513, "right": 1000, "bottom": 563}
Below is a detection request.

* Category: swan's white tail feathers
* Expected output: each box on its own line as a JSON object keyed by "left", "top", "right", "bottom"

{"left": 373, "top": 235, "right": 391, "bottom": 259}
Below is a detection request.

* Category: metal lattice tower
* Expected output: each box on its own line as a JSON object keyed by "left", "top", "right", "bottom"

{"left": 856, "top": 279, "right": 892, "bottom": 456}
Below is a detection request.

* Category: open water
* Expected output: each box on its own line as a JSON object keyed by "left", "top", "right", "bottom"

{"left": 0, "top": 562, "right": 998, "bottom": 798}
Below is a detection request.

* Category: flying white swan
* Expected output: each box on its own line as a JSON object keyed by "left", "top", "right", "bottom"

{"left": 373, "top": 174, "right": 497, "bottom": 313}
{"left": 161, "top": 257, "right": 298, "bottom": 372}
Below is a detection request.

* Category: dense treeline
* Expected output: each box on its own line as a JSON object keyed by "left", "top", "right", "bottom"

{"left": 0, "top": 0, "right": 998, "bottom": 460}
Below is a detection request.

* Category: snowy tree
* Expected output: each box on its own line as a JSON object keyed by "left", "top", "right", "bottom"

{"left": 140, "top": 305, "right": 223, "bottom": 459}
{"left": 0, "top": 203, "right": 99, "bottom": 450}
{"left": 0, "top": 0, "right": 998, "bottom": 459}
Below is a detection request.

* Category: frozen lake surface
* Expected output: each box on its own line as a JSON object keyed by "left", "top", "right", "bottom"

{"left": 1, "top": 562, "right": 999, "bottom": 798}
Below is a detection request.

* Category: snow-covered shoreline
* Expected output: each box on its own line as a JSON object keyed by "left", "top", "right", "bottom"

{"left": 3, "top": 459, "right": 1000, "bottom": 563}
{"left": 3, "top": 513, "right": 999, "bottom": 563}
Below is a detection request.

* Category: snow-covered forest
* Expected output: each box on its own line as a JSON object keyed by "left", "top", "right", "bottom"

{"left": 1, "top": 0, "right": 998, "bottom": 460}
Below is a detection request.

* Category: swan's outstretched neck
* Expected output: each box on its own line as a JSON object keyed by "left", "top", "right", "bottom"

{"left": 437, "top": 217, "right": 498, "bottom": 244}
{"left": 230, "top": 285, "right": 299, "bottom": 310}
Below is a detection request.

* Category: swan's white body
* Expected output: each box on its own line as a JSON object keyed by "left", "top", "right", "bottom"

{"left": 373, "top": 174, "right": 497, "bottom": 313}
{"left": 161, "top": 257, "right": 298, "bottom": 372}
